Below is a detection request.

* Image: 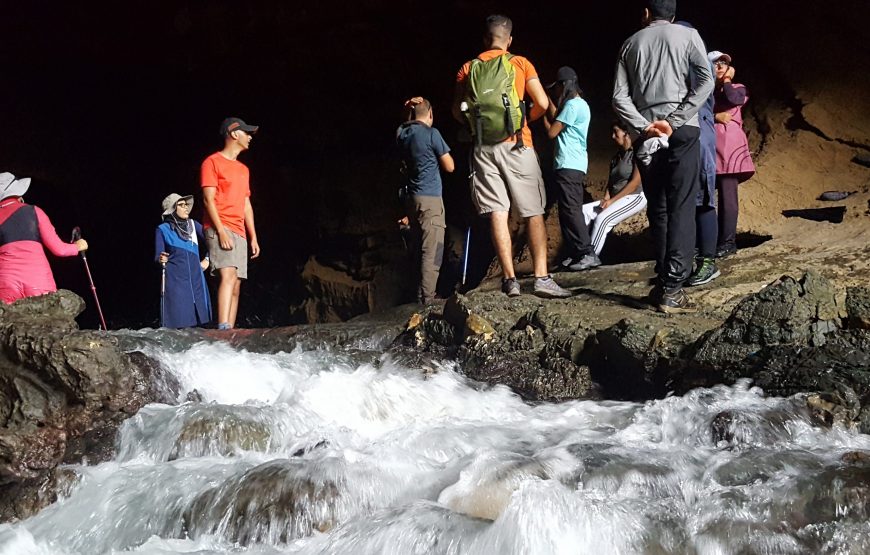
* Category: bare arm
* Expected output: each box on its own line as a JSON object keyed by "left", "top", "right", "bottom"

{"left": 244, "top": 197, "right": 259, "bottom": 258}
{"left": 439, "top": 153, "right": 455, "bottom": 173}
{"left": 525, "top": 78, "right": 549, "bottom": 122}
{"left": 545, "top": 120, "right": 565, "bottom": 140}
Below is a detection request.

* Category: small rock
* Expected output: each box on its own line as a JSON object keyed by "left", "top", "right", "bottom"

{"left": 841, "top": 451, "right": 870, "bottom": 465}
{"left": 806, "top": 394, "right": 854, "bottom": 429}
{"left": 406, "top": 313, "right": 424, "bottom": 331}
{"left": 465, "top": 314, "right": 495, "bottom": 340}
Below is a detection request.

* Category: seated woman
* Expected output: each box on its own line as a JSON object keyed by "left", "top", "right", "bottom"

{"left": 0, "top": 172, "right": 87, "bottom": 303}
{"left": 581, "top": 121, "right": 647, "bottom": 258}
{"left": 155, "top": 193, "right": 211, "bottom": 328}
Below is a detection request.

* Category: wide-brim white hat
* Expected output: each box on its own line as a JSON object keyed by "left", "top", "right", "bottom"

{"left": 161, "top": 193, "right": 194, "bottom": 216}
{"left": 0, "top": 172, "right": 32, "bottom": 201}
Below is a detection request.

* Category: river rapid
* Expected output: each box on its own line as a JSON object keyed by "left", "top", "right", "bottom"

{"left": 2, "top": 330, "right": 870, "bottom": 555}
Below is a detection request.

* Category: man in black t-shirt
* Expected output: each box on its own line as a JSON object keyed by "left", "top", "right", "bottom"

{"left": 396, "top": 97, "right": 455, "bottom": 304}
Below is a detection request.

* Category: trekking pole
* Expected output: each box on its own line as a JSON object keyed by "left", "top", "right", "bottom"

{"left": 461, "top": 226, "right": 471, "bottom": 286}
{"left": 160, "top": 260, "right": 167, "bottom": 327}
{"left": 70, "top": 227, "right": 108, "bottom": 330}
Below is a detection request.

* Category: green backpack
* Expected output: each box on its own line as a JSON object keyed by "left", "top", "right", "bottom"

{"left": 463, "top": 53, "right": 525, "bottom": 146}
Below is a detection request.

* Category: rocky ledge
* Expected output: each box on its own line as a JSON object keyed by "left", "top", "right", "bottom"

{"left": 0, "top": 292, "right": 176, "bottom": 521}
{"left": 395, "top": 266, "right": 870, "bottom": 432}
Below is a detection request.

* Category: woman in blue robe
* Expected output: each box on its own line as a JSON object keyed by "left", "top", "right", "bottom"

{"left": 155, "top": 193, "right": 211, "bottom": 328}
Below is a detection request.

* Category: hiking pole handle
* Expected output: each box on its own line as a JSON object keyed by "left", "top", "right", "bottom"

{"left": 70, "top": 226, "right": 82, "bottom": 243}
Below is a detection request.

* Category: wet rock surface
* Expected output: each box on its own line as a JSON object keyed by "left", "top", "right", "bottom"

{"left": 0, "top": 291, "right": 170, "bottom": 521}
{"left": 381, "top": 269, "right": 870, "bottom": 429}
{"left": 183, "top": 459, "right": 339, "bottom": 545}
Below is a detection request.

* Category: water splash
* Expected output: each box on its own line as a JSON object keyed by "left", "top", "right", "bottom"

{"left": 3, "top": 335, "right": 870, "bottom": 554}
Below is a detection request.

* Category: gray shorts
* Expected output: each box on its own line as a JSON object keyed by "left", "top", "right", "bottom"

{"left": 470, "top": 142, "right": 546, "bottom": 217}
{"left": 204, "top": 227, "right": 248, "bottom": 279}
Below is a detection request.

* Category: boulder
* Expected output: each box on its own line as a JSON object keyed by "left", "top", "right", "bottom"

{"left": 183, "top": 459, "right": 339, "bottom": 544}
{"left": 0, "top": 291, "right": 167, "bottom": 521}
{"left": 170, "top": 410, "right": 273, "bottom": 460}
{"left": 688, "top": 272, "right": 842, "bottom": 384}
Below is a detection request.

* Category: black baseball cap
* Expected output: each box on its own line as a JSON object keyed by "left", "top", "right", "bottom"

{"left": 547, "top": 66, "right": 579, "bottom": 88}
{"left": 219, "top": 117, "right": 259, "bottom": 137}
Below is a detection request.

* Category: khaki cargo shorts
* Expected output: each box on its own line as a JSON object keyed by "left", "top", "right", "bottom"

{"left": 470, "top": 142, "right": 546, "bottom": 217}
{"left": 205, "top": 227, "right": 248, "bottom": 279}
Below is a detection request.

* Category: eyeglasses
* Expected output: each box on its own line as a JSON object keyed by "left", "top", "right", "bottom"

{"left": 714, "top": 60, "right": 730, "bottom": 67}
{"left": 176, "top": 202, "right": 192, "bottom": 208}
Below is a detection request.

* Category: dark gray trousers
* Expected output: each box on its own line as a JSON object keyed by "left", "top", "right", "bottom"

{"left": 716, "top": 175, "right": 739, "bottom": 250}
{"left": 638, "top": 125, "right": 701, "bottom": 291}
{"left": 407, "top": 195, "right": 445, "bottom": 302}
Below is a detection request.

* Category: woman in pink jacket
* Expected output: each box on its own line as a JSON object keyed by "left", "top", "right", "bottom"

{"left": 709, "top": 51, "right": 756, "bottom": 258}
{"left": 0, "top": 172, "right": 88, "bottom": 303}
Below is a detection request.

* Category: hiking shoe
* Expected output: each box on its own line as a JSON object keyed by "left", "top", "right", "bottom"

{"left": 533, "top": 275, "right": 572, "bottom": 299}
{"left": 686, "top": 258, "right": 721, "bottom": 287}
{"left": 716, "top": 244, "right": 737, "bottom": 258}
{"left": 568, "top": 253, "right": 603, "bottom": 272}
{"left": 501, "top": 277, "right": 521, "bottom": 297}
{"left": 552, "top": 257, "right": 573, "bottom": 273}
{"left": 657, "top": 288, "right": 697, "bottom": 314}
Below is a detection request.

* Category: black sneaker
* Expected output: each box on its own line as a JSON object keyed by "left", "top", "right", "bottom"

{"left": 686, "top": 258, "right": 721, "bottom": 287}
{"left": 501, "top": 277, "right": 521, "bottom": 297}
{"left": 568, "top": 253, "right": 603, "bottom": 271}
{"left": 645, "top": 283, "right": 664, "bottom": 307}
{"left": 716, "top": 244, "right": 737, "bottom": 258}
{"left": 657, "top": 288, "right": 697, "bottom": 314}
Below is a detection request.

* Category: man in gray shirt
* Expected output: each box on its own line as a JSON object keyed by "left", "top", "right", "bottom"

{"left": 612, "top": 0, "right": 714, "bottom": 313}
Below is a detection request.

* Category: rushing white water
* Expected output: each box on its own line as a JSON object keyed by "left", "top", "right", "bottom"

{"left": 2, "top": 334, "right": 870, "bottom": 555}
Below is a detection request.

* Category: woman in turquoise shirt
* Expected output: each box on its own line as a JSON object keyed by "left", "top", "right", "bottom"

{"left": 543, "top": 66, "right": 598, "bottom": 272}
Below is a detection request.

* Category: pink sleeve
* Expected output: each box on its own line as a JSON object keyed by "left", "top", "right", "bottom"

{"left": 35, "top": 207, "right": 79, "bottom": 257}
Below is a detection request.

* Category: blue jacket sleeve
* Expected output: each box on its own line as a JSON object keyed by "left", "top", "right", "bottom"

{"left": 154, "top": 226, "right": 167, "bottom": 264}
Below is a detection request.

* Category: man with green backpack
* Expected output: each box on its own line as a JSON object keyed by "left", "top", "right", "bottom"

{"left": 452, "top": 14, "right": 571, "bottom": 299}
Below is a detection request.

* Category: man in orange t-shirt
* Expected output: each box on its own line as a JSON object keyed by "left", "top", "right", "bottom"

{"left": 201, "top": 117, "right": 261, "bottom": 330}
{"left": 453, "top": 15, "right": 571, "bottom": 300}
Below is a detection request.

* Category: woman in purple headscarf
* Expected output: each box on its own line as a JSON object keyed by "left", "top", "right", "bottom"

{"left": 709, "top": 51, "right": 756, "bottom": 258}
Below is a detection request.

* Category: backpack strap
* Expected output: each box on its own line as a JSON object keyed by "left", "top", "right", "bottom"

{"left": 499, "top": 53, "right": 525, "bottom": 148}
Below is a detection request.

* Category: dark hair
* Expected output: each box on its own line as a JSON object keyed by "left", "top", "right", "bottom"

{"left": 485, "top": 14, "right": 513, "bottom": 43}
{"left": 408, "top": 98, "right": 432, "bottom": 121}
{"left": 648, "top": 0, "right": 676, "bottom": 20}
{"left": 555, "top": 80, "right": 583, "bottom": 113}
{"left": 612, "top": 120, "right": 629, "bottom": 132}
